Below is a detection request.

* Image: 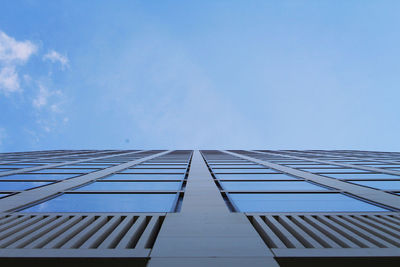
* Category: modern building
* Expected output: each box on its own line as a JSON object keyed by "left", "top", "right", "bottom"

{"left": 0, "top": 149, "right": 399, "bottom": 266}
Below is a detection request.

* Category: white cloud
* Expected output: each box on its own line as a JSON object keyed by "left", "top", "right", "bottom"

{"left": 32, "top": 84, "right": 62, "bottom": 109}
{"left": 0, "top": 31, "right": 37, "bottom": 63}
{"left": 32, "top": 84, "right": 67, "bottom": 133}
{"left": 43, "top": 50, "right": 69, "bottom": 69}
{"left": 0, "top": 31, "right": 37, "bottom": 94}
{"left": 0, "top": 66, "right": 20, "bottom": 93}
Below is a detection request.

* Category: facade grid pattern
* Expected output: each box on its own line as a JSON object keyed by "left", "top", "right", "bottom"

{"left": 0, "top": 149, "right": 399, "bottom": 266}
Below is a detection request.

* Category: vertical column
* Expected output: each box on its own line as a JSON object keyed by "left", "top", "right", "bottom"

{"left": 148, "top": 151, "right": 279, "bottom": 267}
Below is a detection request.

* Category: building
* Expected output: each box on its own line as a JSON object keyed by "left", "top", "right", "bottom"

{"left": 0, "top": 149, "right": 399, "bottom": 266}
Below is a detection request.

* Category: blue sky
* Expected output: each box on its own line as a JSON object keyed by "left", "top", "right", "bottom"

{"left": 1, "top": 0, "right": 400, "bottom": 152}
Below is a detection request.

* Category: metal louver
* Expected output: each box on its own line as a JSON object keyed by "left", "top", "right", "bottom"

{"left": 248, "top": 212, "right": 400, "bottom": 257}
{"left": 0, "top": 213, "right": 165, "bottom": 258}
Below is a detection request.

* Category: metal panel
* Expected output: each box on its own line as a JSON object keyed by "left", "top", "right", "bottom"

{"left": 248, "top": 212, "right": 400, "bottom": 257}
{"left": 0, "top": 213, "right": 165, "bottom": 258}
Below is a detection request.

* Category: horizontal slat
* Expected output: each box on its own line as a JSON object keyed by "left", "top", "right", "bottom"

{"left": 0, "top": 213, "right": 164, "bottom": 252}
{"left": 248, "top": 213, "right": 400, "bottom": 250}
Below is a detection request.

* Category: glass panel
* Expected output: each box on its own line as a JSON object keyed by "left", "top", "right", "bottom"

{"left": 119, "top": 168, "right": 185, "bottom": 174}
{"left": 362, "top": 165, "right": 400, "bottom": 168}
{"left": 213, "top": 168, "right": 279, "bottom": 174}
{"left": 0, "top": 169, "right": 14, "bottom": 172}
{"left": 301, "top": 168, "right": 369, "bottom": 173}
{"left": 322, "top": 173, "right": 400, "bottom": 180}
{"left": 0, "top": 181, "right": 51, "bottom": 191}
{"left": 0, "top": 174, "right": 79, "bottom": 181}
{"left": 350, "top": 180, "right": 400, "bottom": 191}
{"left": 0, "top": 164, "right": 41, "bottom": 168}
{"left": 384, "top": 168, "right": 400, "bottom": 171}
{"left": 0, "top": 194, "right": 9, "bottom": 198}
{"left": 75, "top": 181, "right": 181, "bottom": 191}
{"left": 215, "top": 173, "right": 300, "bottom": 181}
{"left": 103, "top": 173, "right": 184, "bottom": 181}
{"left": 74, "top": 164, "right": 114, "bottom": 168}
{"left": 286, "top": 164, "right": 338, "bottom": 168}
{"left": 220, "top": 181, "right": 329, "bottom": 191}
{"left": 141, "top": 163, "right": 187, "bottom": 165}
{"left": 229, "top": 193, "right": 387, "bottom": 212}
{"left": 21, "top": 193, "right": 177, "bottom": 212}
{"left": 135, "top": 165, "right": 187, "bottom": 168}
{"left": 31, "top": 168, "right": 99, "bottom": 174}
{"left": 210, "top": 164, "right": 266, "bottom": 169}
{"left": 210, "top": 165, "right": 263, "bottom": 168}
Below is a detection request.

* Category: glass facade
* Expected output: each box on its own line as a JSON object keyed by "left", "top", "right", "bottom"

{"left": 21, "top": 193, "right": 178, "bottom": 212}
{"left": 201, "top": 150, "right": 397, "bottom": 213}
{"left": 0, "top": 181, "right": 52, "bottom": 191}
{"left": 229, "top": 193, "right": 387, "bottom": 212}
{"left": 75, "top": 181, "right": 182, "bottom": 191}
{"left": 0, "top": 173, "right": 80, "bottom": 180}
{"left": 0, "top": 149, "right": 398, "bottom": 215}
{"left": 220, "top": 181, "right": 329, "bottom": 191}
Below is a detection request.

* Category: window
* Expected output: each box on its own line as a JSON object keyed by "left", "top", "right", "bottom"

{"left": 119, "top": 168, "right": 186, "bottom": 174}
{"left": 301, "top": 168, "right": 369, "bottom": 173}
{"left": 213, "top": 168, "right": 279, "bottom": 174}
{"left": 229, "top": 193, "right": 387, "bottom": 212}
{"left": 20, "top": 193, "right": 178, "bottom": 212}
{"left": 215, "top": 173, "right": 300, "bottom": 181}
{"left": 134, "top": 165, "right": 187, "bottom": 169}
{"left": 0, "top": 164, "right": 40, "bottom": 168}
{"left": 0, "top": 181, "right": 52, "bottom": 191}
{"left": 103, "top": 173, "right": 184, "bottom": 181}
{"left": 350, "top": 180, "right": 400, "bottom": 191}
{"left": 0, "top": 173, "right": 79, "bottom": 181}
{"left": 30, "top": 168, "right": 99, "bottom": 174}
{"left": 322, "top": 173, "right": 400, "bottom": 180}
{"left": 75, "top": 181, "right": 182, "bottom": 191}
{"left": 209, "top": 164, "right": 263, "bottom": 168}
{"left": 220, "top": 181, "right": 329, "bottom": 191}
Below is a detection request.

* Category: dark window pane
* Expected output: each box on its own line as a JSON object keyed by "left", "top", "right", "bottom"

{"left": 75, "top": 181, "right": 181, "bottom": 191}
{"left": 21, "top": 193, "right": 177, "bottom": 212}
{"left": 229, "top": 193, "right": 387, "bottom": 212}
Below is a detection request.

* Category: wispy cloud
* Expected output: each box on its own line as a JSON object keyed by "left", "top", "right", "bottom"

{"left": 0, "top": 30, "right": 70, "bottom": 144}
{"left": 32, "top": 83, "right": 64, "bottom": 113}
{"left": 0, "top": 31, "right": 37, "bottom": 94}
{"left": 43, "top": 50, "right": 69, "bottom": 69}
{"left": 32, "top": 83, "right": 67, "bottom": 133}
{"left": 0, "top": 66, "right": 20, "bottom": 93}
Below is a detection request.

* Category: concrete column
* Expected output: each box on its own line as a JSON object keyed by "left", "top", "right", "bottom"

{"left": 148, "top": 151, "right": 279, "bottom": 267}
